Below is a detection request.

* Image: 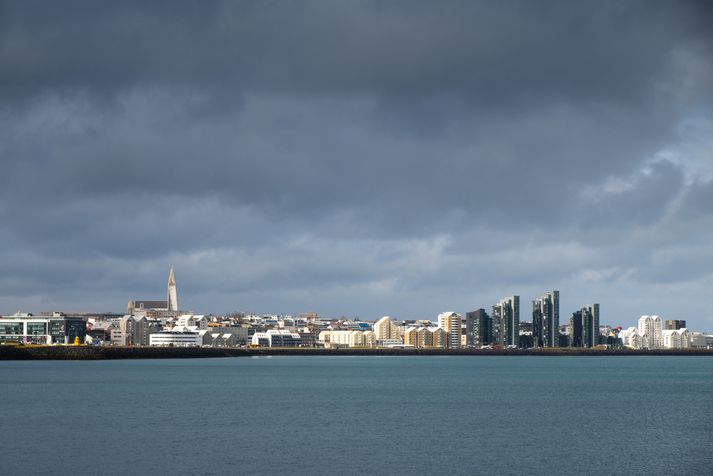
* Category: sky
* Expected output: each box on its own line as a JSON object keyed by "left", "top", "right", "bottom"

{"left": 1, "top": 1, "right": 712, "bottom": 330}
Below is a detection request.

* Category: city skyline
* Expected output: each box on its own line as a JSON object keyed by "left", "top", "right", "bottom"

{"left": 0, "top": 256, "right": 709, "bottom": 333}
{"left": 1, "top": 1, "right": 712, "bottom": 331}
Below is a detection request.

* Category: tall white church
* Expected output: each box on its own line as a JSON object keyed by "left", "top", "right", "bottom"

{"left": 167, "top": 266, "right": 179, "bottom": 312}
{"left": 127, "top": 267, "right": 180, "bottom": 314}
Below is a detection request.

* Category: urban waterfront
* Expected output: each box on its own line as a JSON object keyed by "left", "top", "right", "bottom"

{"left": 1, "top": 356, "right": 711, "bottom": 475}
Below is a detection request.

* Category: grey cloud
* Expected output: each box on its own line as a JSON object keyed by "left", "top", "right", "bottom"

{"left": 1, "top": 1, "right": 710, "bottom": 106}
{"left": 581, "top": 160, "right": 686, "bottom": 227}
{"left": 1, "top": 1, "right": 712, "bottom": 330}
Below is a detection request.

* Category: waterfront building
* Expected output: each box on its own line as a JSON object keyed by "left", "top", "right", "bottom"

{"left": 465, "top": 309, "right": 492, "bottom": 348}
{"left": 0, "top": 312, "right": 87, "bottom": 345}
{"left": 318, "top": 330, "right": 375, "bottom": 348}
{"left": 568, "top": 304, "right": 600, "bottom": 348}
{"left": 298, "top": 331, "right": 318, "bottom": 347}
{"left": 399, "top": 326, "right": 448, "bottom": 348}
{"left": 403, "top": 327, "right": 419, "bottom": 347}
{"left": 251, "top": 329, "right": 302, "bottom": 347}
{"left": 638, "top": 315, "right": 663, "bottom": 349}
{"left": 112, "top": 315, "right": 150, "bottom": 346}
{"left": 493, "top": 296, "right": 520, "bottom": 347}
{"left": 689, "top": 332, "right": 711, "bottom": 349}
{"left": 149, "top": 331, "right": 201, "bottom": 347}
{"left": 87, "top": 320, "right": 115, "bottom": 343}
{"left": 437, "top": 312, "right": 462, "bottom": 349}
{"left": 583, "top": 304, "right": 600, "bottom": 347}
{"left": 569, "top": 311, "right": 584, "bottom": 348}
{"left": 661, "top": 329, "right": 689, "bottom": 349}
{"left": 532, "top": 291, "right": 559, "bottom": 348}
{"left": 362, "top": 330, "right": 376, "bottom": 348}
{"left": 206, "top": 325, "right": 249, "bottom": 346}
{"left": 209, "top": 333, "right": 237, "bottom": 347}
{"left": 318, "top": 330, "right": 345, "bottom": 348}
{"left": 619, "top": 327, "right": 643, "bottom": 349}
{"left": 428, "top": 327, "right": 448, "bottom": 348}
{"left": 374, "top": 316, "right": 401, "bottom": 341}
{"left": 664, "top": 320, "right": 686, "bottom": 330}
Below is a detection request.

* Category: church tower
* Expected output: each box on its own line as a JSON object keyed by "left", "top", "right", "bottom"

{"left": 167, "top": 266, "right": 179, "bottom": 311}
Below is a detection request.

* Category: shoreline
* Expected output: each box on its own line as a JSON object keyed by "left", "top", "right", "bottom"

{"left": 1, "top": 345, "right": 713, "bottom": 360}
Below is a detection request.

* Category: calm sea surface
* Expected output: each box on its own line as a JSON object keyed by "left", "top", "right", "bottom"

{"left": 1, "top": 356, "right": 711, "bottom": 475}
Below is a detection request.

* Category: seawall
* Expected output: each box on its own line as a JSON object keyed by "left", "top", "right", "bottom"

{"left": 1, "top": 345, "right": 713, "bottom": 360}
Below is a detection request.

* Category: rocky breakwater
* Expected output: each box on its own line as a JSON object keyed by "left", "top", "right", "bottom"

{"left": 1, "top": 345, "right": 713, "bottom": 360}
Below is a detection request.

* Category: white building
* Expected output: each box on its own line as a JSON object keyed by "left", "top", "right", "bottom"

{"left": 0, "top": 312, "right": 87, "bottom": 345}
{"left": 318, "top": 330, "right": 376, "bottom": 348}
{"left": 251, "top": 329, "right": 301, "bottom": 347}
{"left": 619, "top": 327, "right": 643, "bottom": 349}
{"left": 167, "top": 266, "right": 179, "bottom": 312}
{"left": 149, "top": 331, "right": 201, "bottom": 347}
{"left": 638, "top": 315, "right": 663, "bottom": 349}
{"left": 176, "top": 314, "right": 208, "bottom": 329}
{"left": 662, "top": 328, "right": 689, "bottom": 349}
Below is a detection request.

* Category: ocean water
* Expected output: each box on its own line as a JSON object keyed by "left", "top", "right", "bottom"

{"left": 1, "top": 356, "right": 711, "bottom": 476}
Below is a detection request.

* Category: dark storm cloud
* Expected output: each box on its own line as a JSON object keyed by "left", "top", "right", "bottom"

{"left": 1, "top": 0, "right": 710, "bottom": 104}
{"left": 1, "top": 1, "right": 712, "bottom": 329}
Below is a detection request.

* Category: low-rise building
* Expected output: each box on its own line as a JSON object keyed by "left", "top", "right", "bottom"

{"left": 149, "top": 331, "right": 201, "bottom": 347}
{"left": 0, "top": 312, "right": 86, "bottom": 345}
{"left": 401, "top": 326, "right": 447, "bottom": 348}
{"left": 662, "top": 329, "right": 689, "bottom": 349}
{"left": 619, "top": 327, "right": 642, "bottom": 349}
{"left": 689, "top": 332, "right": 709, "bottom": 349}
{"left": 252, "top": 329, "right": 302, "bottom": 347}
{"left": 176, "top": 314, "right": 208, "bottom": 330}
{"left": 114, "top": 315, "right": 149, "bottom": 346}
{"left": 206, "top": 325, "right": 249, "bottom": 346}
{"left": 318, "top": 330, "right": 376, "bottom": 348}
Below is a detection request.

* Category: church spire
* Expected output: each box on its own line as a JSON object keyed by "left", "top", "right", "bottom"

{"left": 167, "top": 266, "right": 178, "bottom": 311}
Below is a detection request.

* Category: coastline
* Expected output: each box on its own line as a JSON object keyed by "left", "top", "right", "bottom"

{"left": 1, "top": 345, "right": 713, "bottom": 360}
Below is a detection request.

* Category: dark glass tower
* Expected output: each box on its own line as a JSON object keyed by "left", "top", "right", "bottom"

{"left": 466, "top": 309, "right": 492, "bottom": 347}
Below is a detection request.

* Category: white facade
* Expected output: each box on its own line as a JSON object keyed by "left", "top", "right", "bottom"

{"left": 638, "top": 315, "right": 663, "bottom": 349}
{"left": 318, "top": 330, "right": 376, "bottom": 348}
{"left": 619, "top": 327, "right": 643, "bottom": 349}
{"left": 167, "top": 267, "right": 179, "bottom": 312}
{"left": 176, "top": 314, "right": 208, "bottom": 329}
{"left": 251, "top": 329, "right": 301, "bottom": 347}
{"left": 662, "top": 329, "right": 689, "bottom": 349}
{"left": 149, "top": 331, "right": 201, "bottom": 347}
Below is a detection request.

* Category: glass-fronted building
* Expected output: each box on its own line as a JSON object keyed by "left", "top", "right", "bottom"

{"left": 0, "top": 314, "right": 87, "bottom": 344}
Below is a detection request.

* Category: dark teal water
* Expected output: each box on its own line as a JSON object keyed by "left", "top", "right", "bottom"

{"left": 1, "top": 356, "right": 711, "bottom": 475}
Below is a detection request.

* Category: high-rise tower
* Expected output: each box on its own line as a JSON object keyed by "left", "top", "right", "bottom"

{"left": 584, "top": 303, "right": 599, "bottom": 347}
{"left": 638, "top": 315, "right": 662, "bottom": 349}
{"left": 532, "top": 291, "right": 559, "bottom": 347}
{"left": 167, "top": 267, "right": 179, "bottom": 312}
{"left": 465, "top": 309, "right": 492, "bottom": 348}
{"left": 492, "top": 296, "right": 519, "bottom": 347}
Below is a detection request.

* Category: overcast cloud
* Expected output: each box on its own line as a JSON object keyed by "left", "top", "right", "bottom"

{"left": 1, "top": 0, "right": 712, "bottom": 330}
